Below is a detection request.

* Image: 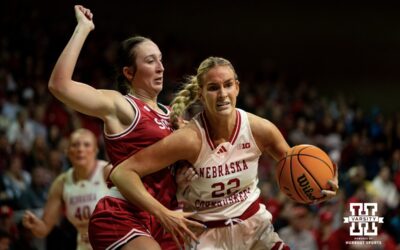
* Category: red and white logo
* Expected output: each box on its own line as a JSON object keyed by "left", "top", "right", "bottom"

{"left": 217, "top": 146, "right": 227, "bottom": 154}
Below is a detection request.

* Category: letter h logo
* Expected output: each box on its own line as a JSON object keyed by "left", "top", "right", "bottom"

{"left": 344, "top": 203, "right": 384, "bottom": 236}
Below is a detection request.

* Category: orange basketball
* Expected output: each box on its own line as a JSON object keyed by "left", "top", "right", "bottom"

{"left": 276, "top": 144, "right": 335, "bottom": 204}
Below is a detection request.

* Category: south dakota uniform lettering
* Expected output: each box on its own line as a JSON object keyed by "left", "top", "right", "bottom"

{"left": 63, "top": 160, "right": 109, "bottom": 250}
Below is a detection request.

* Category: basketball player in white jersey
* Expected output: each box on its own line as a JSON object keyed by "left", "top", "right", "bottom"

{"left": 110, "top": 57, "right": 339, "bottom": 249}
{"left": 22, "top": 128, "right": 111, "bottom": 250}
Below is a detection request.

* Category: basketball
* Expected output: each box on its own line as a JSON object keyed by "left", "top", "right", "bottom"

{"left": 276, "top": 144, "right": 335, "bottom": 204}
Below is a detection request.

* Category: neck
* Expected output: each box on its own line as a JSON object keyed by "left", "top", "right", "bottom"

{"left": 130, "top": 90, "right": 159, "bottom": 110}
{"left": 73, "top": 161, "right": 96, "bottom": 181}
{"left": 205, "top": 110, "right": 237, "bottom": 144}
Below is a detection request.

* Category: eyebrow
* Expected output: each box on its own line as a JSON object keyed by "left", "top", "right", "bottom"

{"left": 207, "top": 78, "right": 235, "bottom": 85}
{"left": 144, "top": 54, "right": 162, "bottom": 60}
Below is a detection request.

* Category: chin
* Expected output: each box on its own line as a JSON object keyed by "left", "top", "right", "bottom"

{"left": 153, "top": 85, "right": 163, "bottom": 94}
{"left": 216, "top": 108, "right": 233, "bottom": 116}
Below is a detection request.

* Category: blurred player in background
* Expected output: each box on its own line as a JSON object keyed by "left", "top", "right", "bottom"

{"left": 22, "top": 128, "right": 111, "bottom": 250}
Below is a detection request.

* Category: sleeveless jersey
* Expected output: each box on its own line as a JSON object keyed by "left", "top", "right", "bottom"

{"left": 103, "top": 94, "right": 177, "bottom": 209}
{"left": 63, "top": 160, "right": 109, "bottom": 250}
{"left": 183, "top": 108, "right": 262, "bottom": 222}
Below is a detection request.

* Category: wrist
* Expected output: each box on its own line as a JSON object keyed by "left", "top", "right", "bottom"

{"left": 151, "top": 205, "right": 169, "bottom": 219}
{"left": 75, "top": 23, "right": 93, "bottom": 34}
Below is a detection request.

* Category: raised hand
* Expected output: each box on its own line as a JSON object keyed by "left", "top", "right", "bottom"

{"left": 74, "top": 5, "right": 95, "bottom": 31}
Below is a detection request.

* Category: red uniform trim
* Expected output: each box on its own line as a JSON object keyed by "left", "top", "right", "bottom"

{"left": 229, "top": 110, "right": 241, "bottom": 144}
{"left": 104, "top": 95, "right": 141, "bottom": 140}
{"left": 201, "top": 110, "right": 241, "bottom": 151}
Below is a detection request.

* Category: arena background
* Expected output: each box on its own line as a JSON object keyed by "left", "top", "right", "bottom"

{"left": 1, "top": 0, "right": 400, "bottom": 249}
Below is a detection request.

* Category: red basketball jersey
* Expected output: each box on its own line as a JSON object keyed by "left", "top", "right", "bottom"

{"left": 104, "top": 94, "right": 177, "bottom": 209}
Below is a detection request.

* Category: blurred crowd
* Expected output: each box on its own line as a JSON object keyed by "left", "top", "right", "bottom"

{"left": 1, "top": 5, "right": 400, "bottom": 250}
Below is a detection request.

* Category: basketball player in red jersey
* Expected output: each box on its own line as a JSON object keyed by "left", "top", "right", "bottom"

{"left": 48, "top": 5, "right": 203, "bottom": 250}
{"left": 111, "top": 57, "right": 339, "bottom": 249}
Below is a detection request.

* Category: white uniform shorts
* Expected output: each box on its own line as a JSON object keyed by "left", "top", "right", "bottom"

{"left": 186, "top": 204, "right": 286, "bottom": 250}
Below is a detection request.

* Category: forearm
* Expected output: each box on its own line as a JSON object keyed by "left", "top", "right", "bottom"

{"left": 111, "top": 167, "right": 169, "bottom": 218}
{"left": 30, "top": 220, "right": 52, "bottom": 238}
{"left": 49, "top": 24, "right": 91, "bottom": 92}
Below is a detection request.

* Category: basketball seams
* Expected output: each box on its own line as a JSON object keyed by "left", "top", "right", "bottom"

{"left": 289, "top": 150, "right": 307, "bottom": 203}
{"left": 296, "top": 154, "right": 325, "bottom": 200}
{"left": 287, "top": 153, "right": 334, "bottom": 176}
{"left": 277, "top": 152, "right": 287, "bottom": 183}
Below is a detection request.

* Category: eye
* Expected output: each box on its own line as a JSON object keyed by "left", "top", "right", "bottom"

{"left": 225, "top": 81, "right": 234, "bottom": 88}
{"left": 207, "top": 85, "right": 219, "bottom": 91}
{"left": 146, "top": 58, "right": 155, "bottom": 63}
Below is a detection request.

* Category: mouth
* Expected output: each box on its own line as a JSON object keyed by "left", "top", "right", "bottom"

{"left": 216, "top": 101, "right": 230, "bottom": 110}
{"left": 154, "top": 77, "right": 163, "bottom": 84}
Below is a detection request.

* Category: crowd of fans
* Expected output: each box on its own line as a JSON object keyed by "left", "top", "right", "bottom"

{"left": 1, "top": 5, "right": 400, "bottom": 250}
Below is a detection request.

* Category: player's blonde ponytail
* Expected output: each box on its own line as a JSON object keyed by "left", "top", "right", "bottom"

{"left": 170, "top": 76, "right": 200, "bottom": 129}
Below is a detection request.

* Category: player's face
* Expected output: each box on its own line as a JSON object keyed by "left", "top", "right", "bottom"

{"left": 68, "top": 132, "right": 97, "bottom": 169}
{"left": 132, "top": 40, "right": 164, "bottom": 96}
{"left": 200, "top": 65, "right": 239, "bottom": 117}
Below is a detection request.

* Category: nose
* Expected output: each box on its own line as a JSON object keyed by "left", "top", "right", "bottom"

{"left": 156, "top": 60, "right": 164, "bottom": 72}
{"left": 218, "top": 86, "right": 227, "bottom": 98}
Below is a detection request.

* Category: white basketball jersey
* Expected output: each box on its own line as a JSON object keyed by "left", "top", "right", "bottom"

{"left": 183, "top": 109, "right": 262, "bottom": 222}
{"left": 63, "top": 160, "right": 110, "bottom": 250}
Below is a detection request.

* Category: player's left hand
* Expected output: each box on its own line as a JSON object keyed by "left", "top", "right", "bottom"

{"left": 313, "top": 162, "right": 339, "bottom": 204}
{"left": 176, "top": 165, "right": 198, "bottom": 191}
{"left": 156, "top": 209, "right": 204, "bottom": 248}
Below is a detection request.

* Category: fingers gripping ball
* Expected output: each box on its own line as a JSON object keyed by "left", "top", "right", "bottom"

{"left": 276, "top": 144, "right": 335, "bottom": 204}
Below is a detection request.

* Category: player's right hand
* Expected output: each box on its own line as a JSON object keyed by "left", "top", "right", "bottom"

{"left": 22, "top": 210, "right": 39, "bottom": 229}
{"left": 74, "top": 5, "right": 95, "bottom": 31}
{"left": 156, "top": 209, "right": 205, "bottom": 248}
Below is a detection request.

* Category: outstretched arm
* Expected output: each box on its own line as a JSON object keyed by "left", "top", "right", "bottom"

{"left": 22, "top": 174, "right": 64, "bottom": 237}
{"left": 48, "top": 5, "right": 126, "bottom": 121}
{"left": 110, "top": 124, "right": 204, "bottom": 246}
{"left": 248, "top": 113, "right": 338, "bottom": 202}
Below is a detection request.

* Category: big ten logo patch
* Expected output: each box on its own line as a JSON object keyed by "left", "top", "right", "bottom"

{"left": 343, "top": 203, "right": 384, "bottom": 236}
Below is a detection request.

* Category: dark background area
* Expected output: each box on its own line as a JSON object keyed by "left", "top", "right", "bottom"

{"left": 3, "top": 0, "right": 400, "bottom": 113}
{"left": 1, "top": 1, "right": 400, "bottom": 249}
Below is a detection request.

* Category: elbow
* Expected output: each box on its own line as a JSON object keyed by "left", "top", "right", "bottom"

{"left": 48, "top": 77, "right": 64, "bottom": 95}
{"left": 48, "top": 71, "right": 70, "bottom": 96}
{"left": 110, "top": 163, "right": 143, "bottom": 187}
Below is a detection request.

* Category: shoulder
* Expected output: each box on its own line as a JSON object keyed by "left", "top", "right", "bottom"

{"left": 49, "top": 172, "right": 67, "bottom": 196}
{"left": 247, "top": 112, "right": 276, "bottom": 135}
{"left": 100, "top": 90, "right": 133, "bottom": 110}
{"left": 163, "top": 121, "right": 202, "bottom": 163}
{"left": 175, "top": 121, "right": 201, "bottom": 143}
{"left": 247, "top": 112, "right": 282, "bottom": 144}
{"left": 54, "top": 172, "right": 67, "bottom": 185}
{"left": 98, "top": 160, "right": 112, "bottom": 180}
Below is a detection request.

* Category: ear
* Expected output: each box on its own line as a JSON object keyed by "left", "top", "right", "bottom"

{"left": 235, "top": 80, "right": 240, "bottom": 96}
{"left": 123, "top": 66, "right": 134, "bottom": 81}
